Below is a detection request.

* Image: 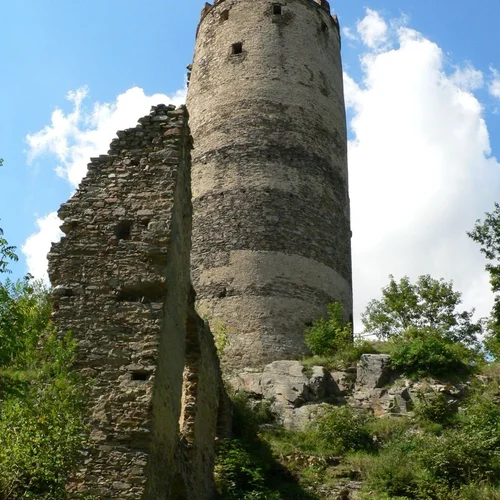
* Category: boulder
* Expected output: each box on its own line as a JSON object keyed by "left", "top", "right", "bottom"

{"left": 356, "top": 354, "right": 392, "bottom": 389}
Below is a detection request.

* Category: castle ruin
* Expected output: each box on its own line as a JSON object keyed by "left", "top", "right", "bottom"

{"left": 189, "top": 0, "right": 352, "bottom": 368}
{"left": 48, "top": 0, "right": 351, "bottom": 497}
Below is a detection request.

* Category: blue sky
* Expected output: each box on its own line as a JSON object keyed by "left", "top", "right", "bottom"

{"left": 2, "top": 0, "right": 500, "bottom": 328}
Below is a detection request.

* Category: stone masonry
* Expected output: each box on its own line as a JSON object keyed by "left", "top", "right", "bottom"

{"left": 46, "top": 0, "right": 353, "bottom": 495}
{"left": 48, "top": 105, "right": 228, "bottom": 499}
{"left": 187, "top": 0, "right": 352, "bottom": 369}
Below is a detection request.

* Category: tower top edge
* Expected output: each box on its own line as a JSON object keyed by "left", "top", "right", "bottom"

{"left": 198, "top": 0, "right": 339, "bottom": 28}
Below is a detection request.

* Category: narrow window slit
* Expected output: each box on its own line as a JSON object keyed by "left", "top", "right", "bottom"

{"left": 220, "top": 10, "right": 229, "bottom": 22}
{"left": 131, "top": 371, "right": 150, "bottom": 381}
{"left": 232, "top": 42, "right": 243, "bottom": 55}
{"left": 273, "top": 4, "right": 282, "bottom": 15}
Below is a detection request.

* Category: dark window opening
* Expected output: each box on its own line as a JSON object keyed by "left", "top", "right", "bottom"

{"left": 117, "top": 282, "right": 165, "bottom": 303}
{"left": 220, "top": 10, "right": 229, "bottom": 22}
{"left": 131, "top": 371, "right": 150, "bottom": 381}
{"left": 232, "top": 42, "right": 243, "bottom": 55}
{"left": 321, "top": 21, "right": 328, "bottom": 32}
{"left": 115, "top": 221, "right": 132, "bottom": 240}
{"left": 273, "top": 4, "right": 282, "bottom": 15}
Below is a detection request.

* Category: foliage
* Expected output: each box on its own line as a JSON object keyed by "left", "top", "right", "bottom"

{"left": 311, "top": 406, "right": 373, "bottom": 456}
{"left": 355, "top": 383, "right": 500, "bottom": 499}
{"left": 305, "top": 302, "right": 352, "bottom": 356}
{"left": 413, "top": 391, "right": 456, "bottom": 425}
{"left": 0, "top": 276, "right": 52, "bottom": 367}
{"left": 362, "top": 274, "right": 482, "bottom": 346}
{"left": 389, "top": 326, "right": 474, "bottom": 378}
{"left": 0, "top": 255, "right": 88, "bottom": 498}
{"left": 469, "top": 203, "right": 500, "bottom": 353}
{"left": 213, "top": 318, "right": 229, "bottom": 357}
{"left": 215, "top": 439, "right": 281, "bottom": 500}
{"left": 361, "top": 275, "right": 482, "bottom": 377}
{"left": 215, "top": 392, "right": 315, "bottom": 499}
{"left": 0, "top": 159, "right": 19, "bottom": 275}
{"left": 304, "top": 302, "right": 375, "bottom": 369}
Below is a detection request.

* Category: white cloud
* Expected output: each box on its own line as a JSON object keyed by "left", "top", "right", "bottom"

{"left": 345, "top": 15, "right": 500, "bottom": 330}
{"left": 356, "top": 8, "right": 388, "bottom": 49}
{"left": 22, "top": 212, "right": 63, "bottom": 283}
{"left": 24, "top": 86, "right": 186, "bottom": 282}
{"left": 451, "top": 63, "right": 484, "bottom": 91}
{"left": 26, "top": 86, "right": 186, "bottom": 188}
{"left": 489, "top": 67, "right": 500, "bottom": 99}
{"left": 342, "top": 26, "right": 357, "bottom": 42}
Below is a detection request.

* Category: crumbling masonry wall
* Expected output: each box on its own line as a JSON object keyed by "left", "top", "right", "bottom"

{"left": 48, "top": 105, "right": 227, "bottom": 499}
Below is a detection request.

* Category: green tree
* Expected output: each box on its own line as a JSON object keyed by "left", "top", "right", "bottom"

{"left": 0, "top": 159, "right": 18, "bottom": 275}
{"left": 0, "top": 276, "right": 52, "bottom": 367}
{"left": 469, "top": 203, "right": 500, "bottom": 357}
{"left": 362, "top": 274, "right": 482, "bottom": 346}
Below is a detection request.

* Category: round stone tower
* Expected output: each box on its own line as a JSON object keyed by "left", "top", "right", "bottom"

{"left": 187, "top": 0, "right": 352, "bottom": 369}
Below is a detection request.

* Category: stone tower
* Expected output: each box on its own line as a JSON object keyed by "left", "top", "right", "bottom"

{"left": 187, "top": 0, "right": 352, "bottom": 369}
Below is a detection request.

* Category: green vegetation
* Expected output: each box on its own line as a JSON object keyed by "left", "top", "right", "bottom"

{"left": 217, "top": 369, "right": 500, "bottom": 499}
{"left": 360, "top": 275, "right": 483, "bottom": 378}
{"left": 304, "top": 302, "right": 376, "bottom": 370}
{"left": 304, "top": 275, "right": 482, "bottom": 378}
{"left": 469, "top": 203, "right": 500, "bottom": 359}
{"left": 0, "top": 223, "right": 87, "bottom": 499}
{"left": 214, "top": 392, "right": 316, "bottom": 499}
{"left": 216, "top": 270, "right": 500, "bottom": 499}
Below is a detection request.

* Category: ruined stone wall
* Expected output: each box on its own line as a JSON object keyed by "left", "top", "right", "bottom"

{"left": 187, "top": 0, "right": 352, "bottom": 369}
{"left": 48, "top": 105, "right": 227, "bottom": 499}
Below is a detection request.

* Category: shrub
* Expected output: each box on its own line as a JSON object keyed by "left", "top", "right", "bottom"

{"left": 311, "top": 406, "right": 373, "bottom": 455}
{"left": 214, "top": 439, "right": 280, "bottom": 500}
{"left": 413, "top": 392, "right": 456, "bottom": 425}
{"left": 0, "top": 333, "right": 87, "bottom": 499}
{"left": 365, "top": 416, "right": 411, "bottom": 446}
{"left": 362, "top": 444, "right": 429, "bottom": 499}
{"left": 0, "top": 277, "right": 51, "bottom": 367}
{"left": 305, "top": 302, "right": 352, "bottom": 356}
{"left": 389, "top": 326, "right": 473, "bottom": 378}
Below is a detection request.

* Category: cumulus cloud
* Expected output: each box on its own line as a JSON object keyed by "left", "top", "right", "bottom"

{"left": 489, "top": 67, "right": 500, "bottom": 99}
{"left": 24, "top": 86, "right": 186, "bottom": 282}
{"left": 345, "top": 12, "right": 500, "bottom": 329}
{"left": 26, "top": 86, "right": 186, "bottom": 188}
{"left": 451, "top": 63, "right": 484, "bottom": 91}
{"left": 22, "top": 212, "right": 63, "bottom": 283}
{"left": 356, "top": 8, "right": 388, "bottom": 49}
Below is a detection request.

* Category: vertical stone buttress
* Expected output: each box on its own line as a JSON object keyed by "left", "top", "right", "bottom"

{"left": 187, "top": 0, "right": 352, "bottom": 368}
{"left": 49, "top": 105, "right": 227, "bottom": 499}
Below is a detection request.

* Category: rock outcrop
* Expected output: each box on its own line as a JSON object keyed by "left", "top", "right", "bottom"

{"left": 233, "top": 354, "right": 469, "bottom": 429}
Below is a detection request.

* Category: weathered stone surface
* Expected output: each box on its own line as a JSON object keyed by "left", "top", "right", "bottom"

{"left": 330, "top": 370, "right": 356, "bottom": 396}
{"left": 261, "top": 361, "right": 311, "bottom": 407}
{"left": 188, "top": 0, "right": 352, "bottom": 369}
{"left": 49, "top": 105, "right": 228, "bottom": 499}
{"left": 356, "top": 354, "right": 392, "bottom": 389}
{"left": 280, "top": 403, "right": 330, "bottom": 430}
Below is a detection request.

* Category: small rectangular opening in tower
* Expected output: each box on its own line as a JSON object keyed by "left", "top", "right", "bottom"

{"left": 232, "top": 42, "right": 243, "bottom": 55}
{"left": 220, "top": 10, "right": 229, "bottom": 22}
{"left": 131, "top": 371, "right": 150, "bottom": 381}
{"left": 273, "top": 4, "right": 282, "bottom": 15}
